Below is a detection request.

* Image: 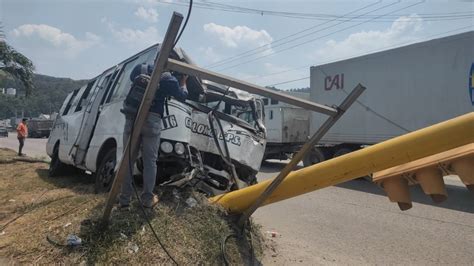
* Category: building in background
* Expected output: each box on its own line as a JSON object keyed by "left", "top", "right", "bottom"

{"left": 6, "top": 88, "right": 17, "bottom": 96}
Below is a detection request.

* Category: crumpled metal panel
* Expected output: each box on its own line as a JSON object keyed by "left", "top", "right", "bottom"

{"left": 161, "top": 100, "right": 266, "bottom": 171}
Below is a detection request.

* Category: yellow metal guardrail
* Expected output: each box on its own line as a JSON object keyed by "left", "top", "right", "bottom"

{"left": 211, "top": 112, "right": 474, "bottom": 214}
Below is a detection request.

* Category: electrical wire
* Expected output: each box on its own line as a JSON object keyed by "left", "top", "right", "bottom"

{"left": 204, "top": 1, "right": 383, "bottom": 68}
{"left": 127, "top": 117, "right": 179, "bottom": 265}
{"left": 248, "top": 25, "right": 473, "bottom": 84}
{"left": 221, "top": 219, "right": 255, "bottom": 265}
{"left": 174, "top": 0, "right": 193, "bottom": 47}
{"left": 0, "top": 189, "right": 49, "bottom": 231}
{"left": 315, "top": 67, "right": 410, "bottom": 133}
{"left": 118, "top": 1, "right": 195, "bottom": 264}
{"left": 215, "top": 1, "right": 426, "bottom": 72}
{"left": 266, "top": 76, "right": 310, "bottom": 87}
{"left": 209, "top": 0, "right": 401, "bottom": 69}
{"left": 156, "top": 0, "right": 473, "bottom": 21}
{"left": 258, "top": 26, "right": 472, "bottom": 137}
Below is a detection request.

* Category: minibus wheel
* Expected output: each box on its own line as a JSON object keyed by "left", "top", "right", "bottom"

{"left": 94, "top": 148, "right": 116, "bottom": 193}
{"left": 49, "top": 144, "right": 67, "bottom": 177}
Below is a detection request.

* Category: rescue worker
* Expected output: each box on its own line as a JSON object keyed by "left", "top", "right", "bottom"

{"left": 119, "top": 63, "right": 188, "bottom": 208}
{"left": 16, "top": 118, "right": 28, "bottom": 156}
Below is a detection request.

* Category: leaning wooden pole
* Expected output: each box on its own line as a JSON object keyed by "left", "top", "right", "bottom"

{"left": 102, "top": 12, "right": 183, "bottom": 223}
{"left": 210, "top": 112, "right": 474, "bottom": 214}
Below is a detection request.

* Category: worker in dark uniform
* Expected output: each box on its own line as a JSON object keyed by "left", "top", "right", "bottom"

{"left": 119, "top": 63, "right": 188, "bottom": 208}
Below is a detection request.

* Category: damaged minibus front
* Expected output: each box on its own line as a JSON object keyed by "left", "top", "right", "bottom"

{"left": 46, "top": 44, "right": 266, "bottom": 195}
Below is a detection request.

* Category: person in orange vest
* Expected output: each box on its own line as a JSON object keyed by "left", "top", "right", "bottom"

{"left": 16, "top": 118, "right": 28, "bottom": 156}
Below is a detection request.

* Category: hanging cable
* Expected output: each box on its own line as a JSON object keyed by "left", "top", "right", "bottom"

{"left": 212, "top": 0, "right": 403, "bottom": 70}
{"left": 156, "top": 0, "right": 472, "bottom": 21}
{"left": 204, "top": 1, "right": 383, "bottom": 68}
{"left": 174, "top": 0, "right": 193, "bottom": 47}
{"left": 215, "top": 1, "right": 425, "bottom": 72}
{"left": 246, "top": 25, "right": 472, "bottom": 83}
{"left": 127, "top": 115, "right": 179, "bottom": 265}
{"left": 118, "top": 0, "right": 194, "bottom": 264}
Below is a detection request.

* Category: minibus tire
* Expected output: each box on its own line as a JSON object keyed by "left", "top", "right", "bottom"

{"left": 94, "top": 148, "right": 117, "bottom": 194}
{"left": 49, "top": 145, "right": 68, "bottom": 177}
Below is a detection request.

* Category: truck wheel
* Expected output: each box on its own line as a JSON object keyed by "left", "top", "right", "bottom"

{"left": 332, "top": 147, "right": 353, "bottom": 158}
{"left": 94, "top": 148, "right": 117, "bottom": 193}
{"left": 303, "top": 148, "right": 326, "bottom": 167}
{"left": 49, "top": 145, "right": 68, "bottom": 177}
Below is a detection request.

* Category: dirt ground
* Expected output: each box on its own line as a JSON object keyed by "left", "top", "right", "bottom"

{"left": 0, "top": 148, "right": 266, "bottom": 264}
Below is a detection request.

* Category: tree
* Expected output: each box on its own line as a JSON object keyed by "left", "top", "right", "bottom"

{"left": 0, "top": 24, "right": 35, "bottom": 97}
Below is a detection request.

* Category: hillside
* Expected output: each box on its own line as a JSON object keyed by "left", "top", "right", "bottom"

{"left": 0, "top": 72, "right": 88, "bottom": 119}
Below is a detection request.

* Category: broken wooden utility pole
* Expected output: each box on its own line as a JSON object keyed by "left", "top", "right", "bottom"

{"left": 102, "top": 11, "right": 360, "bottom": 224}
{"left": 102, "top": 12, "right": 184, "bottom": 223}
{"left": 236, "top": 84, "right": 365, "bottom": 227}
{"left": 167, "top": 59, "right": 338, "bottom": 115}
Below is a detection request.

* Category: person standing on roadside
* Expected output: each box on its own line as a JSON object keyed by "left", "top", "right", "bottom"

{"left": 119, "top": 63, "right": 188, "bottom": 209}
{"left": 16, "top": 118, "right": 28, "bottom": 156}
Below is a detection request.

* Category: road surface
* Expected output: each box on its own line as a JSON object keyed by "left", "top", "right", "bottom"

{"left": 256, "top": 160, "right": 474, "bottom": 265}
{"left": 1, "top": 137, "right": 472, "bottom": 264}
{"left": 0, "top": 134, "right": 49, "bottom": 158}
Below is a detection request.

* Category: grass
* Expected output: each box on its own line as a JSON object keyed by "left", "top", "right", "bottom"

{"left": 0, "top": 148, "right": 264, "bottom": 264}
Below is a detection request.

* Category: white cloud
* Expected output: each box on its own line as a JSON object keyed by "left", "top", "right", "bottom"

{"left": 314, "top": 14, "right": 423, "bottom": 62}
{"left": 134, "top": 6, "right": 158, "bottom": 23}
{"left": 263, "top": 62, "right": 289, "bottom": 74}
{"left": 113, "top": 26, "right": 159, "bottom": 44}
{"left": 203, "top": 23, "right": 273, "bottom": 49}
{"left": 129, "top": 0, "right": 174, "bottom": 6}
{"left": 198, "top": 46, "right": 221, "bottom": 63}
{"left": 102, "top": 18, "right": 160, "bottom": 48}
{"left": 11, "top": 24, "right": 101, "bottom": 56}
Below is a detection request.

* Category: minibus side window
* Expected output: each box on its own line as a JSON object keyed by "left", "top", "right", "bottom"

{"left": 97, "top": 73, "right": 112, "bottom": 105}
{"left": 103, "top": 69, "right": 121, "bottom": 104}
{"left": 75, "top": 79, "right": 97, "bottom": 112}
{"left": 62, "top": 89, "right": 80, "bottom": 115}
{"left": 69, "top": 85, "right": 87, "bottom": 113}
{"left": 108, "top": 48, "right": 156, "bottom": 103}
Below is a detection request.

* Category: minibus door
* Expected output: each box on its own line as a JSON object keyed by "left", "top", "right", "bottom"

{"left": 72, "top": 71, "right": 115, "bottom": 166}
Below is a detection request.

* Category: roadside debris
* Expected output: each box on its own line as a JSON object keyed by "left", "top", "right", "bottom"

{"left": 66, "top": 234, "right": 82, "bottom": 246}
{"left": 63, "top": 222, "right": 72, "bottom": 228}
{"left": 185, "top": 197, "right": 198, "bottom": 208}
{"left": 120, "top": 233, "right": 128, "bottom": 240}
{"left": 266, "top": 230, "right": 279, "bottom": 238}
{"left": 126, "top": 242, "right": 139, "bottom": 254}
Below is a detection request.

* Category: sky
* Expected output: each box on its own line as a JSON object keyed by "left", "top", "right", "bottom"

{"left": 1, "top": 0, "right": 473, "bottom": 90}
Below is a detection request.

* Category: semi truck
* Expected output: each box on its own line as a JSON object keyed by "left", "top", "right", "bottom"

{"left": 263, "top": 31, "right": 474, "bottom": 167}
{"left": 28, "top": 118, "right": 54, "bottom": 138}
{"left": 306, "top": 31, "right": 474, "bottom": 166}
{"left": 261, "top": 91, "right": 311, "bottom": 160}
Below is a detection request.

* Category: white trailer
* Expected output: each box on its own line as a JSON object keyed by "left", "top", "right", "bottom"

{"left": 261, "top": 92, "right": 311, "bottom": 160}
{"left": 304, "top": 31, "right": 474, "bottom": 166}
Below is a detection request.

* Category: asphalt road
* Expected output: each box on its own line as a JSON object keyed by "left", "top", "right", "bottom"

{"left": 255, "top": 160, "right": 474, "bottom": 265}
{"left": 0, "top": 134, "right": 49, "bottom": 158}
{"left": 1, "top": 137, "right": 472, "bottom": 264}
